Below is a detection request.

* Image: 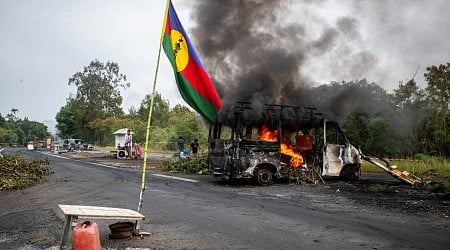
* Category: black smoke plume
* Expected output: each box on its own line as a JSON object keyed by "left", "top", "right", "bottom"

{"left": 190, "top": 0, "right": 379, "bottom": 125}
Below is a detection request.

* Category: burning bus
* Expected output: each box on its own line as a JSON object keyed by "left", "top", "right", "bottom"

{"left": 207, "top": 102, "right": 362, "bottom": 185}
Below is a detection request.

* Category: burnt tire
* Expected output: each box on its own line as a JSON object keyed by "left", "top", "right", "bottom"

{"left": 256, "top": 168, "right": 273, "bottom": 186}
{"left": 341, "top": 165, "right": 359, "bottom": 181}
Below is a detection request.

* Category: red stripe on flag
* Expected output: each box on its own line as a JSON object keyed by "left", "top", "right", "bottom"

{"left": 165, "top": 18, "right": 172, "bottom": 35}
{"left": 181, "top": 57, "right": 222, "bottom": 110}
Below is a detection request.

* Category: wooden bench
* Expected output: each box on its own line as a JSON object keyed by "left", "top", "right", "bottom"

{"left": 58, "top": 204, "right": 145, "bottom": 248}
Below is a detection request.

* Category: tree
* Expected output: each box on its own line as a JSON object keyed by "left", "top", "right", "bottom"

{"left": 425, "top": 63, "right": 450, "bottom": 113}
{"left": 0, "top": 111, "right": 50, "bottom": 145}
{"left": 137, "top": 92, "right": 170, "bottom": 127}
{"left": 341, "top": 112, "right": 368, "bottom": 148}
{"left": 390, "top": 80, "right": 429, "bottom": 156}
{"left": 5, "top": 108, "right": 19, "bottom": 122}
{"left": 87, "top": 117, "right": 147, "bottom": 147}
{"left": 66, "top": 60, "right": 130, "bottom": 143}
{"left": 0, "top": 127, "right": 18, "bottom": 144}
{"left": 391, "top": 80, "right": 426, "bottom": 110}
{"left": 424, "top": 63, "right": 450, "bottom": 156}
{"left": 366, "top": 115, "right": 400, "bottom": 157}
{"left": 0, "top": 113, "right": 6, "bottom": 127}
{"left": 166, "top": 105, "right": 209, "bottom": 151}
{"left": 26, "top": 122, "right": 49, "bottom": 142}
{"left": 55, "top": 104, "right": 75, "bottom": 139}
{"left": 311, "top": 79, "right": 390, "bottom": 123}
{"left": 14, "top": 118, "right": 49, "bottom": 143}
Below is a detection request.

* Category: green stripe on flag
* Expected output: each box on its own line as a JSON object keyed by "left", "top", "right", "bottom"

{"left": 163, "top": 32, "right": 219, "bottom": 123}
{"left": 174, "top": 72, "right": 220, "bottom": 123}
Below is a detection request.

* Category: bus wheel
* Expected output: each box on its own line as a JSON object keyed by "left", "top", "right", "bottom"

{"left": 341, "top": 166, "right": 358, "bottom": 181}
{"left": 256, "top": 168, "right": 273, "bottom": 186}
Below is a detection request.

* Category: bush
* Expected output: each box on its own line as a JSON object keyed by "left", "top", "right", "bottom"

{"left": 159, "top": 156, "right": 208, "bottom": 174}
{"left": 0, "top": 155, "right": 51, "bottom": 191}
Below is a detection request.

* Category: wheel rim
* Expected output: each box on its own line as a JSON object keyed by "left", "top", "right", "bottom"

{"left": 257, "top": 169, "right": 272, "bottom": 185}
{"left": 342, "top": 167, "right": 356, "bottom": 180}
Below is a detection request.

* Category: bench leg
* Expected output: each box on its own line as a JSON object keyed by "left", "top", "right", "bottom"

{"left": 59, "top": 215, "right": 73, "bottom": 249}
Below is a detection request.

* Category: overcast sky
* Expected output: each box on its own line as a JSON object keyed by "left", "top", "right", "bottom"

{"left": 1, "top": 0, "right": 449, "bottom": 128}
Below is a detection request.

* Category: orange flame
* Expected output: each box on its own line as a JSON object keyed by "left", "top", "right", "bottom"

{"left": 258, "top": 125, "right": 303, "bottom": 167}
{"left": 258, "top": 125, "right": 278, "bottom": 141}
{"left": 280, "top": 143, "right": 303, "bottom": 167}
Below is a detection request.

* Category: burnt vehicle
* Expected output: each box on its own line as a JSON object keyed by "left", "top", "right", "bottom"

{"left": 62, "top": 139, "right": 94, "bottom": 151}
{"left": 207, "top": 103, "right": 362, "bottom": 185}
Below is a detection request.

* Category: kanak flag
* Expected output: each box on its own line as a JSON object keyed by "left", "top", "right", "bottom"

{"left": 162, "top": 0, "right": 222, "bottom": 123}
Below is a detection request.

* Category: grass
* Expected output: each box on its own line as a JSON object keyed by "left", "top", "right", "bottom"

{"left": 362, "top": 157, "right": 450, "bottom": 192}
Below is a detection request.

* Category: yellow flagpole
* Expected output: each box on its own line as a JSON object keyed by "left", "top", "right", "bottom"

{"left": 135, "top": 0, "right": 171, "bottom": 233}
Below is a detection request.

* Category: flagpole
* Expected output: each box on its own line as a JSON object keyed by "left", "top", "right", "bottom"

{"left": 135, "top": 0, "right": 171, "bottom": 233}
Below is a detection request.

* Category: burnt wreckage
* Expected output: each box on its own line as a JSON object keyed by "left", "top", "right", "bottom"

{"left": 208, "top": 102, "right": 422, "bottom": 186}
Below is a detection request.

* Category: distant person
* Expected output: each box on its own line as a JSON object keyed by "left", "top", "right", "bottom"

{"left": 178, "top": 136, "right": 185, "bottom": 160}
{"left": 178, "top": 136, "right": 184, "bottom": 151}
{"left": 124, "top": 130, "right": 132, "bottom": 159}
{"left": 190, "top": 139, "right": 199, "bottom": 157}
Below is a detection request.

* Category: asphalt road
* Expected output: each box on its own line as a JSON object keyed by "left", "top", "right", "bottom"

{"left": 0, "top": 148, "right": 449, "bottom": 249}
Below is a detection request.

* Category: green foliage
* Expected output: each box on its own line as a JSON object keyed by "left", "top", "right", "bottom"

{"left": 85, "top": 117, "right": 148, "bottom": 147}
{"left": 136, "top": 92, "right": 170, "bottom": 127}
{"left": 366, "top": 116, "right": 400, "bottom": 157}
{"left": 312, "top": 79, "right": 390, "bottom": 122}
{"left": 0, "top": 110, "right": 50, "bottom": 144}
{"left": 425, "top": 63, "right": 450, "bottom": 112}
{"left": 164, "top": 105, "right": 209, "bottom": 151}
{"left": 66, "top": 60, "right": 130, "bottom": 143}
{"left": 0, "top": 155, "right": 51, "bottom": 191}
{"left": 74, "top": 102, "right": 209, "bottom": 151}
{"left": 53, "top": 61, "right": 450, "bottom": 159}
{"left": 17, "top": 119, "right": 50, "bottom": 143}
{"left": 421, "top": 63, "right": 450, "bottom": 156}
{"left": 55, "top": 104, "right": 75, "bottom": 139}
{"left": 0, "top": 127, "right": 18, "bottom": 143}
{"left": 148, "top": 126, "right": 172, "bottom": 151}
{"left": 159, "top": 156, "right": 208, "bottom": 174}
{"left": 392, "top": 158, "right": 450, "bottom": 192}
{"left": 341, "top": 113, "right": 368, "bottom": 147}
{"left": 0, "top": 174, "right": 43, "bottom": 191}
{"left": 391, "top": 79, "right": 426, "bottom": 110}
{"left": 362, "top": 156, "right": 450, "bottom": 192}
{"left": 335, "top": 64, "right": 449, "bottom": 158}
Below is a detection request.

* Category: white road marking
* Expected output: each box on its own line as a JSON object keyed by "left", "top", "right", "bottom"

{"left": 151, "top": 173, "right": 199, "bottom": 183}
{"left": 39, "top": 151, "right": 199, "bottom": 182}
{"left": 39, "top": 151, "right": 127, "bottom": 170}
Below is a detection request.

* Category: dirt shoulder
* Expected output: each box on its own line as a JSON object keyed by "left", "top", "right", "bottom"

{"left": 323, "top": 174, "right": 450, "bottom": 218}
{"left": 60, "top": 150, "right": 174, "bottom": 169}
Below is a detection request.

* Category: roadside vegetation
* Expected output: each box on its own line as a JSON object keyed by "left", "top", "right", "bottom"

{"left": 362, "top": 156, "right": 450, "bottom": 192}
{"left": 158, "top": 156, "right": 208, "bottom": 175}
{"left": 0, "top": 108, "right": 50, "bottom": 147}
{"left": 1, "top": 60, "right": 448, "bottom": 191}
{"left": 0, "top": 154, "right": 51, "bottom": 191}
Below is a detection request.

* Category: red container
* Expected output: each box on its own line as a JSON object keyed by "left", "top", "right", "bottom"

{"left": 72, "top": 221, "right": 101, "bottom": 250}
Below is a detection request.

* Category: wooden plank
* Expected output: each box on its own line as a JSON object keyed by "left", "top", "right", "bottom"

{"left": 58, "top": 205, "right": 145, "bottom": 220}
